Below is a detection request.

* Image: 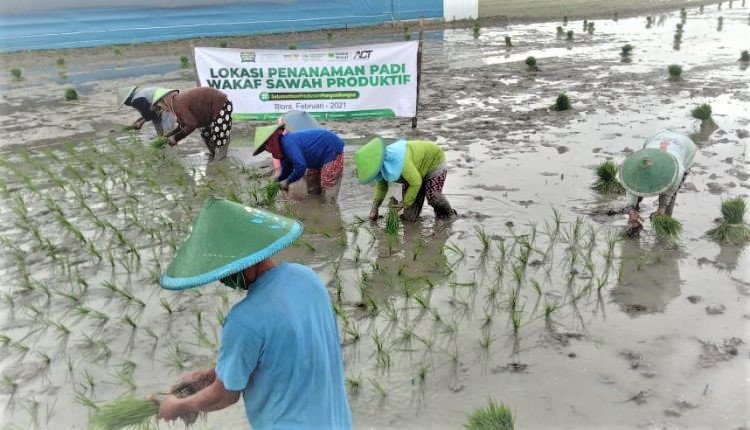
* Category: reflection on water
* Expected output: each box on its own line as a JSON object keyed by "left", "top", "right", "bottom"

{"left": 611, "top": 238, "right": 682, "bottom": 315}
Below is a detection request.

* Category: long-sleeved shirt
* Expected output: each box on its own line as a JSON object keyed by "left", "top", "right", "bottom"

{"left": 277, "top": 129, "right": 345, "bottom": 184}
{"left": 129, "top": 87, "right": 160, "bottom": 121}
{"left": 374, "top": 140, "right": 446, "bottom": 208}
{"left": 166, "top": 87, "right": 228, "bottom": 142}
{"left": 625, "top": 129, "right": 697, "bottom": 208}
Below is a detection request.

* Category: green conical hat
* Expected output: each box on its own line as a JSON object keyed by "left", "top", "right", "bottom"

{"left": 618, "top": 148, "right": 678, "bottom": 197}
{"left": 151, "top": 87, "right": 178, "bottom": 109}
{"left": 354, "top": 137, "right": 385, "bottom": 184}
{"left": 252, "top": 124, "right": 282, "bottom": 156}
{"left": 116, "top": 86, "right": 137, "bottom": 109}
{"left": 160, "top": 197, "right": 303, "bottom": 290}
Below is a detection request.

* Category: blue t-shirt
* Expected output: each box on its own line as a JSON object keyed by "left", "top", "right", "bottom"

{"left": 277, "top": 129, "right": 345, "bottom": 184}
{"left": 215, "top": 262, "right": 352, "bottom": 430}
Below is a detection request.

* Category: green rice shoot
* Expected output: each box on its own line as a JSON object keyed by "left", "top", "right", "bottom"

{"left": 88, "top": 396, "right": 159, "bottom": 430}
{"left": 264, "top": 181, "right": 281, "bottom": 206}
{"left": 150, "top": 137, "right": 169, "bottom": 149}
{"left": 464, "top": 397, "right": 515, "bottom": 430}
{"left": 691, "top": 103, "right": 712, "bottom": 121}
{"left": 708, "top": 196, "right": 750, "bottom": 245}
{"left": 592, "top": 160, "right": 624, "bottom": 194}
{"left": 652, "top": 215, "right": 682, "bottom": 241}
{"left": 385, "top": 198, "right": 400, "bottom": 235}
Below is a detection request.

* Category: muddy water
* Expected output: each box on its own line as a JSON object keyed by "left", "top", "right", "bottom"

{"left": 0, "top": 4, "right": 748, "bottom": 430}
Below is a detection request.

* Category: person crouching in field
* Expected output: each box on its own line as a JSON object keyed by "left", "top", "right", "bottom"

{"left": 152, "top": 87, "right": 233, "bottom": 161}
{"left": 252, "top": 124, "right": 345, "bottom": 203}
{"left": 355, "top": 138, "right": 457, "bottom": 222}
{"left": 619, "top": 129, "right": 697, "bottom": 236}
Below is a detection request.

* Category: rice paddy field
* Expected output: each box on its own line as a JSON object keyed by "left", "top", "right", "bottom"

{"left": 0, "top": 2, "right": 748, "bottom": 429}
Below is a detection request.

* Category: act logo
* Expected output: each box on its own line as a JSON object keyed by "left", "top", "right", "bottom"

{"left": 354, "top": 50, "right": 373, "bottom": 60}
{"left": 240, "top": 51, "right": 256, "bottom": 63}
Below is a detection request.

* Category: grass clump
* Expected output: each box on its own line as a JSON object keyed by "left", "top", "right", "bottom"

{"left": 525, "top": 56, "right": 537, "bottom": 71}
{"left": 180, "top": 55, "right": 190, "bottom": 68}
{"left": 10, "top": 68, "right": 22, "bottom": 80}
{"left": 464, "top": 398, "right": 515, "bottom": 430}
{"left": 740, "top": 50, "right": 749, "bottom": 62}
{"left": 667, "top": 64, "right": 682, "bottom": 80}
{"left": 64, "top": 87, "right": 78, "bottom": 101}
{"left": 690, "top": 103, "right": 712, "bottom": 121}
{"left": 566, "top": 30, "right": 574, "bottom": 41}
{"left": 553, "top": 92, "right": 571, "bottom": 111}
{"left": 708, "top": 197, "right": 750, "bottom": 245}
{"left": 652, "top": 215, "right": 682, "bottom": 242}
{"left": 88, "top": 396, "right": 159, "bottom": 430}
{"left": 592, "top": 160, "right": 624, "bottom": 194}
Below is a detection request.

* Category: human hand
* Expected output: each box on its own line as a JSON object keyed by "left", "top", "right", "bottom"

{"left": 624, "top": 208, "right": 644, "bottom": 237}
{"left": 279, "top": 181, "right": 290, "bottom": 192}
{"left": 649, "top": 208, "right": 666, "bottom": 221}
{"left": 369, "top": 209, "right": 379, "bottom": 221}
{"left": 171, "top": 369, "right": 215, "bottom": 396}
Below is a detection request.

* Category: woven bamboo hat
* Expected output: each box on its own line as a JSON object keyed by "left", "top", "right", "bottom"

{"left": 116, "top": 86, "right": 137, "bottom": 109}
{"left": 151, "top": 88, "right": 179, "bottom": 109}
{"left": 160, "top": 197, "right": 303, "bottom": 290}
{"left": 618, "top": 148, "right": 678, "bottom": 197}
{"left": 354, "top": 137, "right": 386, "bottom": 184}
{"left": 252, "top": 124, "right": 283, "bottom": 156}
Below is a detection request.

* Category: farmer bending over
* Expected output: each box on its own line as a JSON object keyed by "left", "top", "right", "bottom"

{"left": 619, "top": 129, "right": 697, "bottom": 236}
{"left": 153, "top": 198, "right": 351, "bottom": 429}
{"left": 252, "top": 124, "right": 345, "bottom": 202}
{"left": 355, "top": 138, "right": 457, "bottom": 222}
{"left": 152, "top": 87, "right": 233, "bottom": 161}
{"left": 116, "top": 85, "right": 175, "bottom": 136}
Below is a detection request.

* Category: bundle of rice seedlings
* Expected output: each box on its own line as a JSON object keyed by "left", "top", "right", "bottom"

{"left": 740, "top": 50, "right": 749, "bottom": 62}
{"left": 88, "top": 396, "right": 159, "bottom": 430}
{"left": 556, "top": 26, "right": 564, "bottom": 36}
{"left": 708, "top": 197, "right": 750, "bottom": 245}
{"left": 385, "top": 197, "right": 400, "bottom": 235}
{"left": 566, "top": 30, "right": 574, "bottom": 41}
{"left": 64, "top": 87, "right": 78, "bottom": 101}
{"left": 150, "top": 137, "right": 169, "bottom": 149}
{"left": 121, "top": 125, "right": 138, "bottom": 132}
{"left": 691, "top": 103, "right": 712, "bottom": 121}
{"left": 464, "top": 398, "right": 515, "bottom": 430}
{"left": 525, "top": 56, "right": 537, "bottom": 71}
{"left": 10, "top": 68, "right": 21, "bottom": 80}
{"left": 504, "top": 35, "right": 512, "bottom": 47}
{"left": 180, "top": 56, "right": 190, "bottom": 68}
{"left": 56, "top": 57, "right": 66, "bottom": 67}
{"left": 667, "top": 64, "right": 682, "bottom": 80}
{"left": 264, "top": 181, "right": 281, "bottom": 206}
{"left": 592, "top": 160, "right": 624, "bottom": 194}
{"left": 652, "top": 215, "right": 682, "bottom": 242}
{"left": 621, "top": 44, "right": 634, "bottom": 56}
{"left": 553, "top": 92, "right": 571, "bottom": 111}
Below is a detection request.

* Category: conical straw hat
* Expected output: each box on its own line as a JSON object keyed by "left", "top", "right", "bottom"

{"left": 160, "top": 197, "right": 303, "bottom": 290}
{"left": 618, "top": 148, "right": 678, "bottom": 197}
{"left": 354, "top": 137, "right": 386, "bottom": 184}
{"left": 252, "top": 124, "right": 282, "bottom": 156}
{"left": 151, "top": 87, "right": 179, "bottom": 108}
{"left": 116, "top": 86, "right": 137, "bottom": 109}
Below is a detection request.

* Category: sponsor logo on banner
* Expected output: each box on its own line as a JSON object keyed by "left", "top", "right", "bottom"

{"left": 261, "top": 54, "right": 284, "bottom": 62}
{"left": 353, "top": 50, "right": 373, "bottom": 60}
{"left": 283, "top": 54, "right": 300, "bottom": 61}
{"left": 303, "top": 53, "right": 326, "bottom": 62}
{"left": 328, "top": 51, "right": 349, "bottom": 61}
{"left": 240, "top": 52, "right": 256, "bottom": 62}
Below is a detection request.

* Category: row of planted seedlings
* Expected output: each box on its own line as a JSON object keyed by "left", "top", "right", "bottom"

{"left": 0, "top": 133, "right": 292, "bottom": 429}
{"left": 329, "top": 209, "right": 623, "bottom": 414}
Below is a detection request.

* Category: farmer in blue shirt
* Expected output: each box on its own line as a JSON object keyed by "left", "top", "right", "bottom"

{"left": 153, "top": 198, "right": 352, "bottom": 430}
{"left": 253, "top": 124, "right": 345, "bottom": 202}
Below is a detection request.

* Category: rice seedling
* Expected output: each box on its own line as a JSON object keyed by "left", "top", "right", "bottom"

{"left": 525, "top": 56, "right": 538, "bottom": 71}
{"left": 699, "top": 4, "right": 704, "bottom": 13}
{"left": 667, "top": 64, "right": 682, "bottom": 81}
{"left": 691, "top": 103, "right": 712, "bottom": 121}
{"left": 621, "top": 44, "right": 634, "bottom": 57}
{"left": 544, "top": 300, "right": 560, "bottom": 319}
{"left": 404, "top": 26, "right": 411, "bottom": 41}
{"left": 556, "top": 26, "right": 564, "bottom": 36}
{"left": 288, "top": 44, "right": 297, "bottom": 50}
{"left": 652, "top": 215, "right": 682, "bottom": 242}
{"left": 23, "top": 399, "right": 41, "bottom": 429}
{"left": 563, "top": 16, "right": 568, "bottom": 25}
{"left": 385, "top": 205, "right": 400, "bottom": 235}
{"left": 2, "top": 375, "right": 19, "bottom": 400}
{"left": 180, "top": 55, "right": 190, "bottom": 68}
{"left": 566, "top": 30, "right": 574, "bottom": 41}
{"left": 369, "top": 378, "right": 388, "bottom": 397}
{"left": 345, "top": 374, "right": 362, "bottom": 393}
{"left": 264, "top": 181, "right": 281, "bottom": 206}
{"left": 472, "top": 20, "right": 481, "bottom": 39}
{"left": 464, "top": 398, "right": 515, "bottom": 430}
{"left": 592, "top": 160, "right": 625, "bottom": 194}
{"left": 582, "top": 19, "right": 588, "bottom": 32}
{"left": 505, "top": 35, "right": 512, "bottom": 47}
{"left": 708, "top": 197, "right": 750, "bottom": 245}
{"left": 150, "top": 136, "right": 169, "bottom": 149}
{"left": 741, "top": 50, "right": 750, "bottom": 62}
{"left": 587, "top": 21, "right": 595, "bottom": 34}
{"left": 88, "top": 396, "right": 159, "bottom": 430}
{"left": 327, "top": 30, "right": 333, "bottom": 40}
{"left": 219, "top": 41, "right": 228, "bottom": 48}
{"left": 553, "top": 92, "right": 571, "bottom": 111}
{"left": 64, "top": 87, "right": 78, "bottom": 101}
{"left": 646, "top": 16, "right": 654, "bottom": 28}
{"left": 614, "top": 12, "right": 619, "bottom": 21}
{"left": 511, "top": 307, "right": 524, "bottom": 333}
{"left": 717, "top": 16, "right": 723, "bottom": 31}
{"left": 477, "top": 331, "right": 495, "bottom": 350}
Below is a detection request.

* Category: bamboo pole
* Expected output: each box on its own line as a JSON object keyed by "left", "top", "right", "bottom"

{"left": 412, "top": 17, "right": 424, "bottom": 129}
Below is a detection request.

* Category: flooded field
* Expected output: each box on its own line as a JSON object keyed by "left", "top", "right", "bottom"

{"left": 0, "top": 3, "right": 748, "bottom": 429}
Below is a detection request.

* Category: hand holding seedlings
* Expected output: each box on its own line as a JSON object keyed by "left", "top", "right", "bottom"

{"left": 624, "top": 208, "right": 644, "bottom": 237}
